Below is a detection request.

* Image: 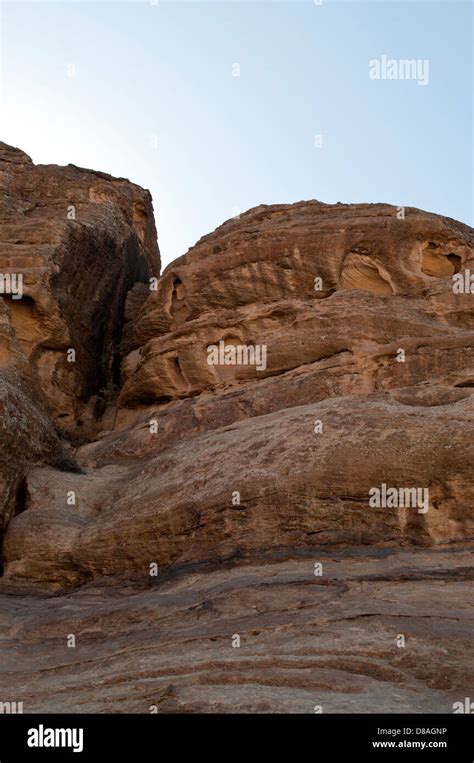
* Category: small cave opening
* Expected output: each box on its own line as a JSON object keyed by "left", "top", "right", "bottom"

{"left": 421, "top": 244, "right": 462, "bottom": 277}
{"left": 447, "top": 253, "right": 462, "bottom": 274}
{"left": 170, "top": 276, "right": 190, "bottom": 326}
{"left": 14, "top": 477, "right": 28, "bottom": 518}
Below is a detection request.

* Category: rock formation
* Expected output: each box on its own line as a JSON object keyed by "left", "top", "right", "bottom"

{"left": 0, "top": 144, "right": 472, "bottom": 713}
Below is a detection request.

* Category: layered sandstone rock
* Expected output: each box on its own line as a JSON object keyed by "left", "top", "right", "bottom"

{"left": 0, "top": 141, "right": 160, "bottom": 435}
{"left": 0, "top": 149, "right": 473, "bottom": 712}
{"left": 120, "top": 202, "right": 473, "bottom": 405}
{"left": 3, "top": 389, "right": 474, "bottom": 588}
{"left": 0, "top": 298, "right": 63, "bottom": 567}
{"left": 0, "top": 143, "right": 160, "bottom": 575}
{"left": 0, "top": 548, "right": 472, "bottom": 713}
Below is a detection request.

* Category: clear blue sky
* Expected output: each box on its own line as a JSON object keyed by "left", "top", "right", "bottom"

{"left": 1, "top": 0, "right": 472, "bottom": 268}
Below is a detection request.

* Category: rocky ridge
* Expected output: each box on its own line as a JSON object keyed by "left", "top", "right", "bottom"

{"left": 0, "top": 144, "right": 472, "bottom": 712}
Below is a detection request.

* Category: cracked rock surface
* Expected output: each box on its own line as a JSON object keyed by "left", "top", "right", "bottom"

{"left": 0, "top": 145, "right": 473, "bottom": 712}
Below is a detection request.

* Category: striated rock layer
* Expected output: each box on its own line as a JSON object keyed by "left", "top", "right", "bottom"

{"left": 0, "top": 142, "right": 160, "bottom": 567}
{"left": 0, "top": 548, "right": 472, "bottom": 713}
{"left": 0, "top": 144, "right": 473, "bottom": 713}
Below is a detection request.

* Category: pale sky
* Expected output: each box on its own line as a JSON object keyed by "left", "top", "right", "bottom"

{"left": 1, "top": 0, "right": 472, "bottom": 269}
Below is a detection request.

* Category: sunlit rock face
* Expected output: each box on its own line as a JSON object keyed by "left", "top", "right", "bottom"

{"left": 120, "top": 201, "right": 473, "bottom": 405}
{"left": 0, "top": 141, "right": 160, "bottom": 576}
{"left": 0, "top": 141, "right": 160, "bottom": 437}
{"left": 0, "top": 149, "right": 473, "bottom": 713}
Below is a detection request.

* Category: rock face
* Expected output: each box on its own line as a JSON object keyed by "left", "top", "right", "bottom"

{"left": 0, "top": 142, "right": 160, "bottom": 573}
{"left": 1, "top": 548, "right": 472, "bottom": 714}
{"left": 121, "top": 201, "right": 473, "bottom": 405}
{"left": 0, "top": 142, "right": 160, "bottom": 434}
{"left": 0, "top": 147, "right": 473, "bottom": 713}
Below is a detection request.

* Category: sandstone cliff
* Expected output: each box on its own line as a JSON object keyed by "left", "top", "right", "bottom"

{"left": 0, "top": 145, "right": 472, "bottom": 713}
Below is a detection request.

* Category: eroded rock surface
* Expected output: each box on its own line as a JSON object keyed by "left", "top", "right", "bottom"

{"left": 0, "top": 141, "right": 160, "bottom": 434}
{"left": 0, "top": 151, "right": 473, "bottom": 712}
{"left": 0, "top": 548, "right": 472, "bottom": 713}
{"left": 0, "top": 143, "right": 160, "bottom": 571}
{"left": 121, "top": 202, "right": 473, "bottom": 404}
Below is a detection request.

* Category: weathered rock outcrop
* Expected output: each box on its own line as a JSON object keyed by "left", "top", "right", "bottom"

{"left": 120, "top": 202, "right": 473, "bottom": 405}
{"left": 0, "top": 142, "right": 160, "bottom": 434}
{"left": 0, "top": 548, "right": 472, "bottom": 713}
{"left": 0, "top": 143, "right": 160, "bottom": 570}
{"left": 0, "top": 298, "right": 63, "bottom": 568}
{"left": 3, "top": 390, "right": 474, "bottom": 588}
{"left": 0, "top": 148, "right": 473, "bottom": 713}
